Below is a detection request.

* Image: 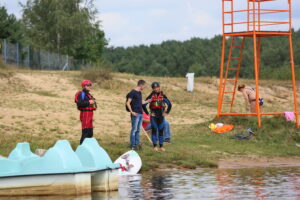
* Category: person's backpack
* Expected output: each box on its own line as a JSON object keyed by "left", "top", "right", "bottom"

{"left": 75, "top": 91, "right": 85, "bottom": 110}
{"left": 75, "top": 91, "right": 85, "bottom": 103}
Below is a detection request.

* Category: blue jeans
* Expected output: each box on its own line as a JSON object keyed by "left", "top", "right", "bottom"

{"left": 145, "top": 121, "right": 171, "bottom": 140}
{"left": 130, "top": 114, "right": 143, "bottom": 148}
{"left": 150, "top": 116, "right": 165, "bottom": 147}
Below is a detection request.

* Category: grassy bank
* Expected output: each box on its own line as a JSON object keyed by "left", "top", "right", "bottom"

{"left": 102, "top": 115, "right": 300, "bottom": 171}
{"left": 0, "top": 68, "right": 299, "bottom": 171}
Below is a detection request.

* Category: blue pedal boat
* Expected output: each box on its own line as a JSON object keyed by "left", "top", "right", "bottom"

{"left": 0, "top": 138, "right": 120, "bottom": 196}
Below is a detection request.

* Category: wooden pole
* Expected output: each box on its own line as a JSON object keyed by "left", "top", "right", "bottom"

{"left": 141, "top": 128, "right": 152, "bottom": 144}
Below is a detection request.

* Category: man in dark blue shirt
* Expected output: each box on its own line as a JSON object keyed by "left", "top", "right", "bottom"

{"left": 126, "top": 80, "right": 150, "bottom": 150}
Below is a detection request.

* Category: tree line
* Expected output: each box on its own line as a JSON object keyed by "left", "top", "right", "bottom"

{"left": 103, "top": 29, "right": 300, "bottom": 79}
{"left": 0, "top": 0, "right": 106, "bottom": 63}
{"left": 1, "top": 1, "right": 300, "bottom": 79}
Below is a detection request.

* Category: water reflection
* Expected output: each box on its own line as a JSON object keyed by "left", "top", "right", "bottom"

{"left": 0, "top": 167, "right": 299, "bottom": 200}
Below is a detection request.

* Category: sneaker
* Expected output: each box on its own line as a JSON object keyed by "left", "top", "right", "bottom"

{"left": 164, "top": 138, "right": 171, "bottom": 144}
{"left": 159, "top": 147, "right": 166, "bottom": 152}
{"left": 130, "top": 146, "right": 135, "bottom": 150}
{"left": 153, "top": 147, "right": 159, "bottom": 152}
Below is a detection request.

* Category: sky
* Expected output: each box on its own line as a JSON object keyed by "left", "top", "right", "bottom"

{"left": 1, "top": 0, "right": 300, "bottom": 47}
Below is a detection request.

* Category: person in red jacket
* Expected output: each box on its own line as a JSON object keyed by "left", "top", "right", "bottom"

{"left": 75, "top": 80, "right": 97, "bottom": 144}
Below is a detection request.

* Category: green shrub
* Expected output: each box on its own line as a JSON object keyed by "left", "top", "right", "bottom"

{"left": 81, "top": 60, "right": 113, "bottom": 83}
{"left": 261, "top": 65, "right": 300, "bottom": 80}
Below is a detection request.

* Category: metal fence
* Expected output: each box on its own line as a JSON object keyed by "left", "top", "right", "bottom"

{"left": 1, "top": 39, "right": 89, "bottom": 70}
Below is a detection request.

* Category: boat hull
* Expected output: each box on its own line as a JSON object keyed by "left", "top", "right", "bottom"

{"left": 92, "top": 169, "right": 119, "bottom": 192}
{"left": 0, "top": 173, "right": 91, "bottom": 196}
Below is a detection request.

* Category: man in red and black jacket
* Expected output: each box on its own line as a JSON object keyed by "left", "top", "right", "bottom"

{"left": 75, "top": 80, "right": 97, "bottom": 144}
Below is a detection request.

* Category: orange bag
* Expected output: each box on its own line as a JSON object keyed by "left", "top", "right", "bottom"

{"left": 213, "top": 125, "right": 234, "bottom": 134}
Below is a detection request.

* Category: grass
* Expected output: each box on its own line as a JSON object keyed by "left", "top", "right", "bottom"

{"left": 0, "top": 69, "right": 299, "bottom": 171}
{"left": 30, "top": 90, "right": 59, "bottom": 97}
{"left": 81, "top": 62, "right": 113, "bottom": 83}
{"left": 0, "top": 57, "right": 6, "bottom": 69}
{"left": 98, "top": 115, "right": 300, "bottom": 171}
{"left": 2, "top": 115, "right": 297, "bottom": 171}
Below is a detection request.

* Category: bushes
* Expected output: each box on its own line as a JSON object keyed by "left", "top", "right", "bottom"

{"left": 260, "top": 65, "right": 300, "bottom": 80}
{"left": 80, "top": 60, "right": 133, "bottom": 90}
{"left": 81, "top": 61, "right": 113, "bottom": 83}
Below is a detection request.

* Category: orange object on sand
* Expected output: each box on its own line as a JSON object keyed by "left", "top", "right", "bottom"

{"left": 213, "top": 125, "right": 234, "bottom": 134}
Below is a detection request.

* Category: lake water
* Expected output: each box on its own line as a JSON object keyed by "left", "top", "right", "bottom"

{"left": 2, "top": 167, "right": 300, "bottom": 200}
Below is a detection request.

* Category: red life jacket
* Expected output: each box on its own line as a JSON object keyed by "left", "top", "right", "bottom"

{"left": 75, "top": 91, "right": 97, "bottom": 111}
{"left": 150, "top": 92, "right": 165, "bottom": 110}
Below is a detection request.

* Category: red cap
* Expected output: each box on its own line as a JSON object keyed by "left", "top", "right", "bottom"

{"left": 81, "top": 80, "right": 92, "bottom": 87}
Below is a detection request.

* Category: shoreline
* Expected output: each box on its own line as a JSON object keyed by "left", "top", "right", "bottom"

{"left": 154, "top": 156, "right": 300, "bottom": 172}
{"left": 218, "top": 156, "right": 300, "bottom": 169}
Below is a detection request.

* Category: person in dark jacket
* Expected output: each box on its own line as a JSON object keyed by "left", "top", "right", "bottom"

{"left": 76, "top": 80, "right": 97, "bottom": 144}
{"left": 126, "top": 80, "right": 152, "bottom": 150}
{"left": 143, "top": 82, "right": 172, "bottom": 151}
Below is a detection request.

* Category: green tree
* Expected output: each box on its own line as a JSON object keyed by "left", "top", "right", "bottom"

{"left": 103, "top": 29, "right": 300, "bottom": 79}
{"left": 21, "top": 0, "right": 106, "bottom": 61}
{"left": 0, "top": 6, "right": 23, "bottom": 43}
{"left": 188, "top": 63, "right": 206, "bottom": 76}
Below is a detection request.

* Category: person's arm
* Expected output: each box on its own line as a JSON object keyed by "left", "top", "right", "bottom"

{"left": 143, "top": 118, "right": 150, "bottom": 123}
{"left": 142, "top": 94, "right": 152, "bottom": 115}
{"left": 163, "top": 95, "right": 172, "bottom": 115}
{"left": 242, "top": 91, "right": 249, "bottom": 103}
{"left": 242, "top": 91, "right": 249, "bottom": 111}
{"left": 142, "top": 99, "right": 152, "bottom": 104}
{"left": 126, "top": 98, "right": 138, "bottom": 116}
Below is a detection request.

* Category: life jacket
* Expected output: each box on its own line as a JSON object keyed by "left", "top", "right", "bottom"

{"left": 75, "top": 91, "right": 97, "bottom": 111}
{"left": 150, "top": 92, "right": 166, "bottom": 110}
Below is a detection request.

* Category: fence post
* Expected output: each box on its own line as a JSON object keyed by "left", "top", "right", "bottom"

{"left": 16, "top": 42, "right": 19, "bottom": 67}
{"left": 67, "top": 55, "right": 69, "bottom": 70}
{"left": 63, "top": 55, "right": 69, "bottom": 71}
{"left": 27, "top": 46, "right": 30, "bottom": 68}
{"left": 3, "top": 39, "right": 7, "bottom": 64}
{"left": 48, "top": 52, "right": 50, "bottom": 70}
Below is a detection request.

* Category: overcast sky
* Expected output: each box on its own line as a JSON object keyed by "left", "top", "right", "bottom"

{"left": 2, "top": 0, "right": 300, "bottom": 47}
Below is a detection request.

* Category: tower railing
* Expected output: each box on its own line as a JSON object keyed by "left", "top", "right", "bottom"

{"left": 222, "top": 0, "right": 292, "bottom": 35}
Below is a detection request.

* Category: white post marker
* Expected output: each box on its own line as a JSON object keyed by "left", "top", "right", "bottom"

{"left": 186, "top": 73, "right": 195, "bottom": 92}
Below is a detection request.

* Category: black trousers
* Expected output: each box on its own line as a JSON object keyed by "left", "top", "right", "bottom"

{"left": 80, "top": 128, "right": 93, "bottom": 144}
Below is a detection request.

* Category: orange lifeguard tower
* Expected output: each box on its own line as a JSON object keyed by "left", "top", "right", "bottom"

{"left": 217, "top": 0, "right": 299, "bottom": 127}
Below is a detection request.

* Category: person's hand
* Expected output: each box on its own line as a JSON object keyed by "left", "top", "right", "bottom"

{"left": 146, "top": 99, "right": 152, "bottom": 103}
{"left": 162, "top": 112, "right": 168, "bottom": 117}
{"left": 131, "top": 112, "right": 138, "bottom": 116}
{"left": 151, "top": 113, "right": 156, "bottom": 117}
{"left": 89, "top": 100, "right": 95, "bottom": 104}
